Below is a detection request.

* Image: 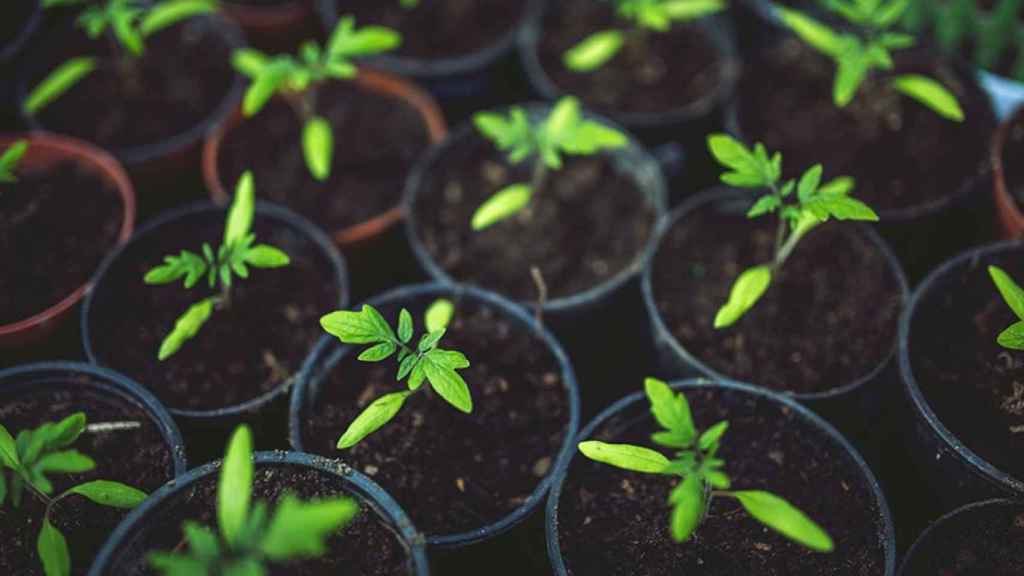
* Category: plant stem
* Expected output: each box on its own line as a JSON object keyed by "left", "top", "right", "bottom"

{"left": 530, "top": 158, "right": 549, "bottom": 197}
{"left": 85, "top": 421, "right": 141, "bottom": 434}
{"left": 530, "top": 265, "right": 548, "bottom": 326}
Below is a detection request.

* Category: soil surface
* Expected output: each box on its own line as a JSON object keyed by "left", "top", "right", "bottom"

{"left": 737, "top": 38, "right": 990, "bottom": 214}
{"left": 300, "top": 294, "right": 571, "bottom": 535}
{"left": 87, "top": 210, "right": 342, "bottom": 412}
{"left": 109, "top": 464, "right": 413, "bottom": 575}
{"left": 558, "top": 386, "right": 888, "bottom": 575}
{"left": 650, "top": 197, "right": 902, "bottom": 394}
{"left": 0, "top": 1, "right": 33, "bottom": 49}
{"left": 536, "top": 0, "right": 727, "bottom": 115}
{"left": 218, "top": 81, "right": 430, "bottom": 232}
{"left": 907, "top": 250, "right": 1024, "bottom": 480}
{"left": 902, "top": 502, "right": 1024, "bottom": 576}
{"left": 0, "top": 380, "right": 176, "bottom": 576}
{"left": 0, "top": 162, "right": 123, "bottom": 325}
{"left": 1001, "top": 111, "right": 1024, "bottom": 209}
{"left": 413, "top": 132, "right": 657, "bottom": 302}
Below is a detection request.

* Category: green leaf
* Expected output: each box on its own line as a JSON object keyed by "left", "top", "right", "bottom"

{"left": 989, "top": 266, "right": 1024, "bottom": 320}
{"left": 398, "top": 309, "right": 414, "bottom": 343}
{"left": 418, "top": 329, "right": 445, "bottom": 353}
{"left": 148, "top": 554, "right": 209, "bottom": 576}
{"left": 35, "top": 450, "right": 95, "bottom": 474}
{"left": 747, "top": 195, "right": 781, "bottom": 218}
{"left": 224, "top": 559, "right": 265, "bottom": 576}
{"left": 23, "top": 57, "right": 97, "bottom": 115}
{"left": 561, "top": 121, "right": 628, "bottom": 155}
{"left": 834, "top": 46, "right": 870, "bottom": 106}
{"left": 111, "top": 8, "right": 143, "bottom": 55}
{"left": 337, "top": 391, "right": 411, "bottom": 449}
{"left": 577, "top": 441, "right": 672, "bottom": 473}
{"left": 225, "top": 171, "right": 255, "bottom": 246}
{"left": 38, "top": 518, "right": 70, "bottom": 576}
{"left": 242, "top": 60, "right": 290, "bottom": 117}
{"left": 219, "top": 425, "right": 253, "bottom": 546}
{"left": 877, "top": 32, "right": 915, "bottom": 50}
{"left": 66, "top": 480, "right": 146, "bottom": 508}
{"left": 244, "top": 245, "right": 290, "bottom": 268}
{"left": 714, "top": 265, "right": 772, "bottom": 329}
{"left": 545, "top": 97, "right": 582, "bottom": 143}
{"left": 0, "top": 472, "right": 6, "bottom": 506}
{"left": 422, "top": 354, "right": 473, "bottom": 413}
{"left": 998, "top": 320, "right": 1024, "bottom": 350}
{"left": 563, "top": 30, "right": 624, "bottom": 72}
{"left": 732, "top": 491, "right": 834, "bottom": 552}
{"left": 424, "top": 299, "right": 453, "bottom": 333}
{"left": 321, "top": 305, "right": 393, "bottom": 344}
{"left": 261, "top": 495, "right": 359, "bottom": 559}
{"left": 698, "top": 421, "right": 729, "bottom": 450}
{"left": 644, "top": 378, "right": 696, "bottom": 445}
{"left": 705, "top": 470, "right": 731, "bottom": 489}
{"left": 357, "top": 342, "right": 397, "bottom": 362}
{"left": 408, "top": 359, "right": 427, "bottom": 390}
{"left": 303, "top": 116, "right": 333, "bottom": 181}
{"left": 661, "top": 0, "right": 726, "bottom": 19}
{"left": 778, "top": 7, "right": 845, "bottom": 57}
{"left": 396, "top": 354, "right": 418, "bottom": 381}
{"left": 144, "top": 250, "right": 209, "bottom": 288}
{"left": 668, "top": 474, "right": 704, "bottom": 542}
{"left": 0, "top": 423, "right": 21, "bottom": 469}
{"left": 873, "top": 0, "right": 911, "bottom": 27}
{"left": 183, "top": 521, "right": 220, "bottom": 560}
{"left": 818, "top": 176, "right": 855, "bottom": 196}
{"left": 431, "top": 349, "right": 470, "bottom": 369}
{"left": 140, "top": 0, "right": 216, "bottom": 37}
{"left": 890, "top": 74, "right": 965, "bottom": 122}
{"left": 472, "top": 183, "right": 533, "bottom": 231}
{"left": 797, "top": 165, "right": 823, "bottom": 201}
{"left": 232, "top": 49, "right": 268, "bottom": 77}
{"left": 327, "top": 16, "right": 401, "bottom": 58}
{"left": 801, "top": 193, "right": 879, "bottom": 222}
{"left": 158, "top": 298, "right": 216, "bottom": 361}
{"left": 0, "top": 139, "right": 28, "bottom": 176}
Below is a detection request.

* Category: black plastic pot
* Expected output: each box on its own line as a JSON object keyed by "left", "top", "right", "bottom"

{"left": 0, "top": 0, "right": 41, "bottom": 131}
{"left": 546, "top": 377, "right": 897, "bottom": 575}
{"left": 88, "top": 451, "right": 430, "bottom": 575}
{"left": 899, "top": 498, "right": 1024, "bottom": 575}
{"left": 290, "top": 282, "right": 580, "bottom": 556}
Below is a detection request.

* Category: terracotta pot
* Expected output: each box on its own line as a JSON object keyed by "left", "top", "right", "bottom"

{"left": 991, "top": 105, "right": 1024, "bottom": 238}
{"left": 0, "top": 133, "right": 135, "bottom": 349}
{"left": 203, "top": 67, "right": 447, "bottom": 248}
{"left": 221, "top": 0, "right": 315, "bottom": 52}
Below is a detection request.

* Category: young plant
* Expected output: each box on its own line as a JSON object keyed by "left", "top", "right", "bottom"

{"left": 320, "top": 302, "right": 470, "bottom": 449}
{"left": 143, "top": 172, "right": 290, "bottom": 360}
{"left": 231, "top": 17, "right": 400, "bottom": 181}
{"left": 563, "top": 0, "right": 725, "bottom": 72}
{"left": 149, "top": 425, "right": 359, "bottom": 575}
{"left": 775, "top": 0, "right": 965, "bottom": 121}
{"left": 0, "top": 413, "right": 148, "bottom": 576}
{"left": 399, "top": 0, "right": 419, "bottom": 8}
{"left": 0, "top": 139, "right": 28, "bottom": 183}
{"left": 471, "top": 96, "right": 627, "bottom": 230}
{"left": 706, "top": 134, "right": 878, "bottom": 328}
{"left": 578, "top": 378, "right": 834, "bottom": 550}
{"left": 988, "top": 266, "right": 1024, "bottom": 350}
{"left": 24, "top": 0, "right": 218, "bottom": 116}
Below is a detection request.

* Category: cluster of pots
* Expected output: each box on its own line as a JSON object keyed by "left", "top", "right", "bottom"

{"left": 5, "top": 0, "right": 1024, "bottom": 574}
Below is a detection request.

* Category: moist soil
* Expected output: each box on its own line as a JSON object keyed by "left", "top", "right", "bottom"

{"left": 300, "top": 295, "right": 571, "bottom": 535}
{"left": 339, "top": 0, "right": 527, "bottom": 61}
{"left": 30, "top": 19, "right": 235, "bottom": 153}
{"left": 650, "top": 198, "right": 901, "bottom": 394}
{"left": 0, "top": 162, "right": 122, "bottom": 326}
{"left": 0, "top": 2, "right": 33, "bottom": 49}
{"left": 902, "top": 502, "right": 1024, "bottom": 576}
{"left": 109, "top": 464, "right": 413, "bottom": 576}
{"left": 218, "top": 81, "right": 430, "bottom": 233}
{"left": 737, "top": 38, "right": 990, "bottom": 214}
{"left": 536, "top": 0, "right": 726, "bottom": 115}
{"left": 0, "top": 381, "right": 176, "bottom": 576}
{"left": 413, "top": 133, "right": 657, "bottom": 302}
{"left": 88, "top": 210, "right": 341, "bottom": 412}
{"left": 558, "top": 386, "right": 888, "bottom": 575}
{"left": 907, "top": 250, "right": 1024, "bottom": 480}
{"left": 1001, "top": 111, "right": 1024, "bottom": 209}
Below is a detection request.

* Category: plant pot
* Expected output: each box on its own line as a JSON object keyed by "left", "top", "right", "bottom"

{"left": 546, "top": 377, "right": 896, "bottom": 575}
{"left": 0, "top": 361, "right": 187, "bottom": 575}
{"left": 88, "top": 451, "right": 430, "bottom": 575}
{"left": 0, "top": 133, "right": 135, "bottom": 350}
{"left": 899, "top": 498, "right": 1024, "bottom": 575}
{"left": 981, "top": 69, "right": 1024, "bottom": 120}
{"left": 81, "top": 201, "right": 348, "bottom": 459}
{"left": 220, "top": 0, "right": 316, "bottom": 52}
{"left": 0, "top": 0, "right": 41, "bottom": 130}
{"left": 991, "top": 104, "right": 1024, "bottom": 238}
{"left": 899, "top": 240, "right": 1024, "bottom": 512}
{"left": 290, "top": 283, "right": 580, "bottom": 557}
{"left": 642, "top": 187, "right": 908, "bottom": 450}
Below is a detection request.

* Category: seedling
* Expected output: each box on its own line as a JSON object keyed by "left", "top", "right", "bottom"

{"left": 578, "top": 378, "right": 834, "bottom": 550}
{"left": 471, "top": 96, "right": 627, "bottom": 230}
{"left": 399, "top": 0, "right": 419, "bottom": 8}
{"left": 150, "top": 425, "right": 359, "bottom": 575}
{"left": 706, "top": 134, "right": 878, "bottom": 328}
{"left": 231, "top": 17, "right": 400, "bottom": 181}
{"left": 320, "top": 303, "right": 470, "bottom": 449}
{"left": 24, "top": 0, "right": 218, "bottom": 116}
{"left": 563, "top": 0, "right": 725, "bottom": 72}
{"left": 988, "top": 266, "right": 1024, "bottom": 350}
{"left": 776, "top": 0, "right": 965, "bottom": 121}
{"left": 424, "top": 298, "right": 455, "bottom": 333}
{"left": 143, "top": 172, "right": 290, "bottom": 360}
{"left": 0, "top": 413, "right": 148, "bottom": 576}
{"left": 0, "top": 139, "right": 29, "bottom": 183}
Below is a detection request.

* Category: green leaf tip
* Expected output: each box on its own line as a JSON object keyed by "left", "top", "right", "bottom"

{"left": 714, "top": 265, "right": 772, "bottom": 329}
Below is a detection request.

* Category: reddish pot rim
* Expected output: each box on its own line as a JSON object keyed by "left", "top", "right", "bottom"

{"left": 221, "top": 0, "right": 311, "bottom": 30}
{"left": 0, "top": 132, "right": 136, "bottom": 344}
{"left": 202, "top": 66, "right": 447, "bottom": 247}
{"left": 991, "top": 105, "right": 1024, "bottom": 239}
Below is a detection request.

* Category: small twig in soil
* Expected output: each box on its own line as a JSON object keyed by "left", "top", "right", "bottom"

{"left": 530, "top": 265, "right": 548, "bottom": 326}
{"left": 85, "top": 421, "right": 142, "bottom": 433}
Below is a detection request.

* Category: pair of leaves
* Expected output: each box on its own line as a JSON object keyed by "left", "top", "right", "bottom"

{"left": 0, "top": 139, "right": 28, "bottom": 183}
{"left": 707, "top": 133, "right": 781, "bottom": 189}
{"left": 0, "top": 413, "right": 92, "bottom": 506}
{"left": 989, "top": 266, "right": 1024, "bottom": 350}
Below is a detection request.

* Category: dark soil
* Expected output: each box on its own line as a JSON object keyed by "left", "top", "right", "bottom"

{"left": 87, "top": 210, "right": 342, "bottom": 412}
{"left": 30, "top": 18, "right": 235, "bottom": 152}
{"left": 737, "top": 38, "right": 990, "bottom": 214}
{"left": 0, "top": 380, "right": 176, "bottom": 576}
{"left": 300, "top": 295, "right": 571, "bottom": 535}
{"left": 0, "top": 162, "right": 122, "bottom": 325}
{"left": 339, "top": 0, "right": 527, "bottom": 61}
{"left": 218, "top": 81, "right": 430, "bottom": 233}
{"left": 1001, "top": 111, "right": 1024, "bottom": 208}
{"left": 902, "top": 501, "right": 1024, "bottom": 576}
{"left": 558, "top": 386, "right": 888, "bottom": 575}
{"left": 907, "top": 249, "right": 1024, "bottom": 480}
{"left": 650, "top": 197, "right": 901, "bottom": 394}
{"left": 109, "top": 463, "right": 413, "bottom": 576}
{"left": 536, "top": 0, "right": 726, "bottom": 115}
{"left": 0, "top": 1, "right": 33, "bottom": 48}
{"left": 413, "top": 133, "right": 657, "bottom": 302}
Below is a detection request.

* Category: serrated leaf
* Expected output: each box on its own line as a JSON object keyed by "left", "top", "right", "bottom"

{"left": 578, "top": 441, "right": 672, "bottom": 473}
{"left": 337, "top": 392, "right": 411, "bottom": 449}
{"left": 396, "top": 354, "right": 418, "bottom": 381}
{"left": 561, "top": 121, "right": 628, "bottom": 155}
{"left": 545, "top": 97, "right": 582, "bottom": 143}
{"left": 778, "top": 7, "right": 845, "bottom": 57}
{"left": 66, "top": 480, "right": 147, "bottom": 509}
{"left": 303, "top": 116, "right": 333, "bottom": 181}
{"left": 219, "top": 426, "right": 253, "bottom": 546}
{"left": 714, "top": 265, "right": 772, "bottom": 329}
{"left": 38, "top": 518, "right": 69, "bottom": 576}
{"left": 183, "top": 521, "right": 220, "bottom": 560}
{"left": 834, "top": 46, "right": 870, "bottom": 106}
{"left": 890, "top": 74, "right": 965, "bottom": 122}
{"left": 698, "top": 421, "right": 729, "bottom": 450}
{"left": 225, "top": 171, "right": 255, "bottom": 246}
{"left": 24, "top": 57, "right": 97, "bottom": 115}
{"left": 408, "top": 359, "right": 426, "bottom": 390}
{"left": 262, "top": 495, "right": 359, "bottom": 558}
{"left": 357, "top": 342, "right": 396, "bottom": 362}
{"left": 398, "top": 309, "right": 413, "bottom": 343}
{"left": 747, "top": 195, "right": 781, "bottom": 218}
{"left": 320, "top": 305, "right": 393, "bottom": 344}
{"left": 797, "top": 165, "right": 823, "bottom": 201}
{"left": 429, "top": 349, "right": 470, "bottom": 370}
{"left": 818, "top": 176, "right": 855, "bottom": 196}
{"left": 644, "top": 378, "right": 696, "bottom": 445}
{"left": 418, "top": 329, "right": 445, "bottom": 353}
{"left": 668, "top": 474, "right": 704, "bottom": 542}
{"left": 563, "top": 30, "right": 624, "bottom": 72}
{"left": 423, "top": 357, "right": 472, "bottom": 413}
{"left": 732, "top": 491, "right": 834, "bottom": 552}
{"left": 158, "top": 298, "right": 215, "bottom": 361}
{"left": 244, "top": 245, "right": 290, "bottom": 268}
{"left": 425, "top": 299, "right": 454, "bottom": 332}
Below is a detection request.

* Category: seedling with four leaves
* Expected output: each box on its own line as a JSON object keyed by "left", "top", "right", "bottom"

{"left": 578, "top": 378, "right": 834, "bottom": 550}
{"left": 706, "top": 134, "right": 878, "bottom": 328}
{"left": 24, "top": 0, "right": 218, "bottom": 116}
{"left": 776, "top": 0, "right": 966, "bottom": 120}
{"left": 0, "top": 139, "right": 28, "bottom": 183}
{"left": 471, "top": 96, "right": 628, "bottom": 230}
{"left": 563, "top": 0, "right": 726, "bottom": 72}
{"left": 149, "top": 425, "right": 360, "bottom": 575}
{"left": 143, "top": 172, "right": 291, "bottom": 360}
{"left": 0, "top": 412, "right": 148, "bottom": 576}
{"left": 231, "top": 16, "right": 401, "bottom": 181}
{"left": 988, "top": 266, "right": 1024, "bottom": 350}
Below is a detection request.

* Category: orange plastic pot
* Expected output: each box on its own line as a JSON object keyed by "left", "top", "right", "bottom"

{"left": 0, "top": 133, "right": 135, "bottom": 349}
{"left": 202, "top": 67, "right": 447, "bottom": 248}
{"left": 221, "top": 0, "right": 314, "bottom": 52}
{"left": 991, "top": 106, "right": 1024, "bottom": 239}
